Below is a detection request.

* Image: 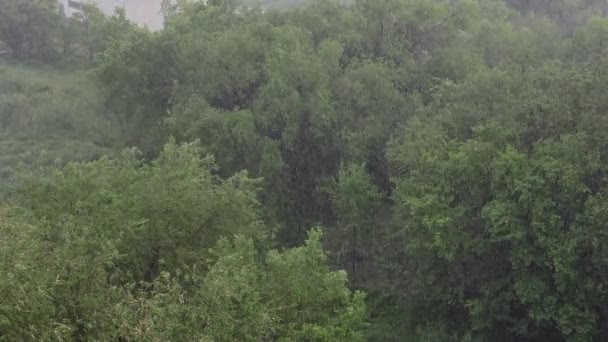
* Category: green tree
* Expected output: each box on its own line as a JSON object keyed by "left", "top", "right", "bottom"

{"left": 388, "top": 54, "right": 608, "bottom": 340}
{"left": 254, "top": 26, "right": 343, "bottom": 244}
{"left": 0, "top": 0, "right": 62, "bottom": 61}
{"left": 95, "top": 28, "right": 177, "bottom": 154}
{"left": 329, "top": 163, "right": 384, "bottom": 287}
{"left": 21, "top": 141, "right": 268, "bottom": 283}
{"left": 115, "top": 229, "right": 366, "bottom": 341}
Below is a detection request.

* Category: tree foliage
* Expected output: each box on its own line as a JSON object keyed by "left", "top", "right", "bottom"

{"left": 1, "top": 143, "right": 364, "bottom": 340}
{"left": 0, "top": 0, "right": 62, "bottom": 61}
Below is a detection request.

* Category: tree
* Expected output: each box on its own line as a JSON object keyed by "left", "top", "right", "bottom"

{"left": 0, "top": 0, "right": 62, "bottom": 61}
{"left": 21, "top": 141, "right": 268, "bottom": 284}
{"left": 252, "top": 26, "right": 345, "bottom": 245}
{"left": 95, "top": 27, "right": 177, "bottom": 154}
{"left": 387, "top": 53, "right": 608, "bottom": 340}
{"left": 329, "top": 163, "right": 385, "bottom": 287}
{"left": 0, "top": 206, "right": 366, "bottom": 340}
{"left": 115, "top": 229, "right": 367, "bottom": 341}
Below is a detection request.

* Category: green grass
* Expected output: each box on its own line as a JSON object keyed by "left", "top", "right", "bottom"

{"left": 0, "top": 62, "right": 120, "bottom": 185}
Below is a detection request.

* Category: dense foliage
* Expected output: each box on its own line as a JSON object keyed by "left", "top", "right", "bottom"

{"left": 1, "top": 142, "right": 365, "bottom": 340}
{"left": 3, "top": 0, "right": 608, "bottom": 340}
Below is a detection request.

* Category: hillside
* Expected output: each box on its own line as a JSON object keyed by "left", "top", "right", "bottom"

{"left": 0, "top": 62, "right": 119, "bottom": 186}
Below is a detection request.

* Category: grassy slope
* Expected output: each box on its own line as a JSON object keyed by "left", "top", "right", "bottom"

{"left": 0, "top": 62, "right": 120, "bottom": 186}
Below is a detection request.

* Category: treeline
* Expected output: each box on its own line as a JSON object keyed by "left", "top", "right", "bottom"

{"left": 244, "top": 0, "right": 311, "bottom": 8}
{"left": 0, "top": 0, "right": 133, "bottom": 63}
{"left": 3, "top": 0, "right": 608, "bottom": 340}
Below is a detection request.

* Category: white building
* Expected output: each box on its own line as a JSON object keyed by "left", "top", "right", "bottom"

{"left": 59, "top": 0, "right": 165, "bottom": 31}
